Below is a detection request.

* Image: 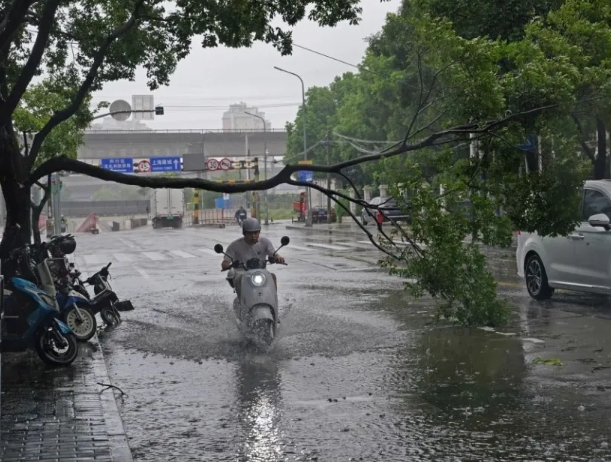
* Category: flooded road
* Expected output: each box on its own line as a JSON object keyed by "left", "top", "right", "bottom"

{"left": 72, "top": 225, "right": 611, "bottom": 461}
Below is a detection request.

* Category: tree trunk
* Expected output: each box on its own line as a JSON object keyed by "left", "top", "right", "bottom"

{"left": 31, "top": 188, "right": 49, "bottom": 244}
{"left": 592, "top": 117, "right": 607, "bottom": 180}
{"left": 595, "top": 117, "right": 609, "bottom": 180}
{"left": 0, "top": 176, "right": 31, "bottom": 262}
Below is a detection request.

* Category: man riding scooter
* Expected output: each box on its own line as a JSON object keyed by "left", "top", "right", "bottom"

{"left": 235, "top": 206, "right": 247, "bottom": 226}
{"left": 221, "top": 218, "right": 285, "bottom": 299}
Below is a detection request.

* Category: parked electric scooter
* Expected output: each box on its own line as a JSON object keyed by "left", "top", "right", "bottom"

{"left": 82, "top": 262, "right": 125, "bottom": 327}
{"left": 1, "top": 246, "right": 79, "bottom": 366}
{"left": 214, "top": 236, "right": 289, "bottom": 348}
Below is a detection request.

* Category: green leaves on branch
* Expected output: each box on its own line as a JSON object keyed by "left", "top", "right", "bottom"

{"left": 13, "top": 80, "right": 94, "bottom": 168}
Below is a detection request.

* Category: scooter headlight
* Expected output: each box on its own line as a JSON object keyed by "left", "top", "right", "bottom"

{"left": 251, "top": 272, "right": 266, "bottom": 287}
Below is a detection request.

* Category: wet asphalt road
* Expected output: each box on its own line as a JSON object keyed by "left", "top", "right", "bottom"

{"left": 71, "top": 224, "right": 611, "bottom": 461}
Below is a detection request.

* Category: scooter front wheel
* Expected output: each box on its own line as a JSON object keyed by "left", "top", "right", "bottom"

{"left": 63, "top": 306, "right": 97, "bottom": 342}
{"left": 253, "top": 319, "right": 275, "bottom": 347}
{"left": 35, "top": 327, "right": 79, "bottom": 367}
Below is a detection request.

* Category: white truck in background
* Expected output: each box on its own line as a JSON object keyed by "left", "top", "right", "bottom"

{"left": 150, "top": 188, "right": 185, "bottom": 229}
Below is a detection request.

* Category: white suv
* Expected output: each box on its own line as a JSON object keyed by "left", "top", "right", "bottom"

{"left": 516, "top": 180, "right": 611, "bottom": 300}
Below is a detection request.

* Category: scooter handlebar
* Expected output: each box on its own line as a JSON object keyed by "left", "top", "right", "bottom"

{"left": 221, "top": 261, "right": 242, "bottom": 272}
{"left": 267, "top": 258, "right": 287, "bottom": 266}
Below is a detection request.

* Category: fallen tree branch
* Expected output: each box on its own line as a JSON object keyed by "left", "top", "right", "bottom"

{"left": 290, "top": 179, "right": 401, "bottom": 260}
{"left": 27, "top": 105, "right": 558, "bottom": 190}
{"left": 97, "top": 382, "right": 128, "bottom": 398}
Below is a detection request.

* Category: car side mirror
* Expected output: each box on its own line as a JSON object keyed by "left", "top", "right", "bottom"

{"left": 214, "top": 244, "right": 224, "bottom": 254}
{"left": 588, "top": 213, "right": 611, "bottom": 230}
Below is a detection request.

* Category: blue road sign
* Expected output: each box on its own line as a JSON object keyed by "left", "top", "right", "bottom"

{"left": 518, "top": 134, "right": 536, "bottom": 151}
{"left": 100, "top": 158, "right": 133, "bottom": 173}
{"left": 297, "top": 170, "right": 314, "bottom": 183}
{"left": 150, "top": 156, "right": 182, "bottom": 172}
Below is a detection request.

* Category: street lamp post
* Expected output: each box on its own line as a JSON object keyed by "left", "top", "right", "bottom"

{"left": 273, "top": 66, "right": 312, "bottom": 227}
{"left": 245, "top": 112, "right": 269, "bottom": 225}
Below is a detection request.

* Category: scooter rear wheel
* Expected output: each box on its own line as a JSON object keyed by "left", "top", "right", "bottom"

{"left": 101, "top": 308, "right": 121, "bottom": 327}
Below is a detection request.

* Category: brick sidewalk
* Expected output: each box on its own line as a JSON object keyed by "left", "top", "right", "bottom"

{"left": 1, "top": 336, "right": 132, "bottom": 462}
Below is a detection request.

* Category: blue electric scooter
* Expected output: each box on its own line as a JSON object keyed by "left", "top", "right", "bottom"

{"left": 2, "top": 249, "right": 79, "bottom": 367}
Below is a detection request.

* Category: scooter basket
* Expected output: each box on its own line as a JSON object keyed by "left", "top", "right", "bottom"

{"left": 115, "top": 300, "right": 135, "bottom": 311}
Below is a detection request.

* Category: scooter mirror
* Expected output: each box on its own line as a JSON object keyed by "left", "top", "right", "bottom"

{"left": 280, "top": 236, "right": 290, "bottom": 246}
{"left": 214, "top": 244, "right": 224, "bottom": 254}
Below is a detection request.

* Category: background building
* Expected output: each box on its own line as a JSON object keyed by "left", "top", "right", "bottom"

{"left": 222, "top": 103, "right": 271, "bottom": 131}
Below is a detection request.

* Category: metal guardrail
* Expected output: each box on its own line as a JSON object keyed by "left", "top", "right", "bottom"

{"left": 198, "top": 208, "right": 239, "bottom": 225}
{"left": 85, "top": 129, "right": 287, "bottom": 134}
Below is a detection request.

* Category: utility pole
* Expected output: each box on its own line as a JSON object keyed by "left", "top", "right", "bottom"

{"left": 46, "top": 174, "right": 53, "bottom": 238}
{"left": 253, "top": 157, "right": 260, "bottom": 219}
{"left": 326, "top": 132, "right": 332, "bottom": 224}
{"left": 52, "top": 173, "right": 62, "bottom": 235}
{"left": 245, "top": 111, "right": 269, "bottom": 225}
{"left": 245, "top": 134, "right": 250, "bottom": 181}
{"left": 274, "top": 66, "right": 312, "bottom": 227}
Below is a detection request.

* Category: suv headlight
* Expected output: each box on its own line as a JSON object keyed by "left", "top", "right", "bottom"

{"left": 251, "top": 272, "right": 266, "bottom": 287}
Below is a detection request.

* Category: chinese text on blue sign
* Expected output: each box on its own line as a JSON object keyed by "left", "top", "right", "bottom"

{"left": 297, "top": 171, "right": 314, "bottom": 183}
{"left": 100, "top": 158, "right": 133, "bottom": 173}
{"left": 150, "top": 156, "right": 182, "bottom": 172}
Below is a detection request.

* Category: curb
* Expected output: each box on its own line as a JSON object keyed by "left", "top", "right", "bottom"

{"left": 285, "top": 224, "right": 518, "bottom": 252}
{"left": 90, "top": 335, "right": 134, "bottom": 462}
{"left": 192, "top": 223, "right": 227, "bottom": 229}
{"left": 285, "top": 224, "right": 365, "bottom": 238}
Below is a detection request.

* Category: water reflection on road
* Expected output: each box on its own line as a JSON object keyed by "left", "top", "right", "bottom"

{"left": 235, "top": 356, "right": 284, "bottom": 462}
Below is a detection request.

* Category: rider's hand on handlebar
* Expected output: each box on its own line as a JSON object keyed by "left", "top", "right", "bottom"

{"left": 269, "top": 255, "right": 286, "bottom": 265}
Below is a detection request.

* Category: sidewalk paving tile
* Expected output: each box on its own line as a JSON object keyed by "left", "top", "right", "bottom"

{"left": 1, "top": 336, "right": 132, "bottom": 462}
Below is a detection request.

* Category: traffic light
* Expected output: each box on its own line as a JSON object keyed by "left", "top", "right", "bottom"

{"left": 155, "top": 106, "right": 164, "bottom": 115}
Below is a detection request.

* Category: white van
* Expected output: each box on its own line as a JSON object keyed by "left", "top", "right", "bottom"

{"left": 516, "top": 180, "right": 611, "bottom": 299}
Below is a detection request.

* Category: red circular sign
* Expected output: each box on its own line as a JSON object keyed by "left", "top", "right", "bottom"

{"left": 206, "top": 159, "right": 219, "bottom": 171}
{"left": 220, "top": 158, "right": 232, "bottom": 171}
{"left": 137, "top": 159, "right": 151, "bottom": 173}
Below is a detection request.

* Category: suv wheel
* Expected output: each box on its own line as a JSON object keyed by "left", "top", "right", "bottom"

{"left": 525, "top": 254, "right": 554, "bottom": 300}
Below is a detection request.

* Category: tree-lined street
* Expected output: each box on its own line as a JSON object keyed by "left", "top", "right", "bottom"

{"left": 2, "top": 0, "right": 611, "bottom": 459}
{"left": 5, "top": 225, "right": 607, "bottom": 460}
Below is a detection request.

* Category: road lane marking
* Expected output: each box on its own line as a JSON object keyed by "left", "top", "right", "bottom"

{"left": 114, "top": 253, "right": 135, "bottom": 262}
{"left": 522, "top": 338, "right": 545, "bottom": 344}
{"left": 198, "top": 248, "right": 218, "bottom": 256}
{"left": 171, "top": 250, "right": 196, "bottom": 259}
{"left": 143, "top": 252, "right": 167, "bottom": 261}
{"left": 357, "top": 240, "right": 409, "bottom": 247}
{"left": 306, "top": 243, "right": 351, "bottom": 251}
{"left": 133, "top": 265, "right": 150, "bottom": 279}
{"left": 118, "top": 237, "right": 136, "bottom": 249}
{"left": 283, "top": 245, "right": 311, "bottom": 251}
{"left": 83, "top": 254, "right": 101, "bottom": 265}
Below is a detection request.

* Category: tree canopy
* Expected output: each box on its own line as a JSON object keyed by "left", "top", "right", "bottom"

{"left": 283, "top": 0, "right": 611, "bottom": 326}
{"left": 0, "top": 0, "right": 365, "bottom": 250}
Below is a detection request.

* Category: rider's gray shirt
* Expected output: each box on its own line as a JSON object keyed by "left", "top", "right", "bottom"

{"left": 224, "top": 237, "right": 275, "bottom": 270}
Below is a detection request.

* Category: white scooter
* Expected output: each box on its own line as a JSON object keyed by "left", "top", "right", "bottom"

{"left": 214, "top": 236, "right": 289, "bottom": 348}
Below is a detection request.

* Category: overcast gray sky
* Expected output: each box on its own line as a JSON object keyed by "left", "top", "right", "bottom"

{"left": 91, "top": 0, "right": 400, "bottom": 130}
